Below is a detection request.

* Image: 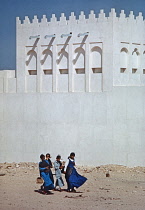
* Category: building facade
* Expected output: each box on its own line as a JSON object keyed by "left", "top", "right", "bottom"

{"left": 0, "top": 9, "right": 145, "bottom": 166}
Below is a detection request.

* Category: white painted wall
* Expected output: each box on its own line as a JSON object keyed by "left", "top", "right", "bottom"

{"left": 0, "top": 9, "right": 145, "bottom": 166}
{"left": 0, "top": 87, "right": 144, "bottom": 166}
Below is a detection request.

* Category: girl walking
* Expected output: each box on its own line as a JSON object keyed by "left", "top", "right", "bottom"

{"left": 54, "top": 155, "right": 64, "bottom": 191}
{"left": 64, "top": 152, "right": 87, "bottom": 192}
{"left": 39, "top": 154, "right": 54, "bottom": 194}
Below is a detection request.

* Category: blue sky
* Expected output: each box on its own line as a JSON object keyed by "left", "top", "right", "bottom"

{"left": 0, "top": 0, "right": 145, "bottom": 70}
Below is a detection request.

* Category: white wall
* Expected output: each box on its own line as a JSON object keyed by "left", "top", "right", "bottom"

{"left": 0, "top": 87, "right": 145, "bottom": 166}
{"left": 0, "top": 9, "right": 145, "bottom": 166}
{"left": 0, "top": 70, "right": 16, "bottom": 93}
{"left": 15, "top": 9, "right": 145, "bottom": 94}
{"left": 113, "top": 10, "right": 145, "bottom": 86}
{"left": 16, "top": 9, "right": 114, "bottom": 93}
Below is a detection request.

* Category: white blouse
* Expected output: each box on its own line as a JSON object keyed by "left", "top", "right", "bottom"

{"left": 64, "top": 158, "right": 75, "bottom": 172}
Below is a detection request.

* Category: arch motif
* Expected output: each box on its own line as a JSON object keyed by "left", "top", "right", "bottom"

{"left": 143, "top": 51, "right": 145, "bottom": 74}
{"left": 132, "top": 48, "right": 139, "bottom": 69}
{"left": 91, "top": 46, "right": 102, "bottom": 73}
{"left": 121, "top": 48, "right": 128, "bottom": 53}
{"left": 26, "top": 50, "right": 37, "bottom": 75}
{"left": 120, "top": 48, "right": 128, "bottom": 70}
{"left": 143, "top": 51, "right": 145, "bottom": 64}
{"left": 41, "top": 49, "right": 52, "bottom": 74}
{"left": 74, "top": 47, "right": 85, "bottom": 74}
{"left": 58, "top": 49, "right": 68, "bottom": 74}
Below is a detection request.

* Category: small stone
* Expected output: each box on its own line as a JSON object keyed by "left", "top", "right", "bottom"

{"left": 0, "top": 173, "right": 6, "bottom": 176}
{"left": 106, "top": 172, "right": 110, "bottom": 177}
{"left": 6, "top": 166, "right": 12, "bottom": 169}
{"left": 135, "top": 186, "right": 138, "bottom": 188}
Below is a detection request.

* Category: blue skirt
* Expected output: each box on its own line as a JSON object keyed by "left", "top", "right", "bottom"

{"left": 41, "top": 171, "right": 54, "bottom": 191}
{"left": 67, "top": 167, "right": 87, "bottom": 189}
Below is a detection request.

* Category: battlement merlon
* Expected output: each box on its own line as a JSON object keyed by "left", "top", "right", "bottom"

{"left": 16, "top": 8, "right": 145, "bottom": 26}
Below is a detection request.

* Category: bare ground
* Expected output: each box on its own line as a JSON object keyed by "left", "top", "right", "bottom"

{"left": 0, "top": 162, "right": 145, "bottom": 210}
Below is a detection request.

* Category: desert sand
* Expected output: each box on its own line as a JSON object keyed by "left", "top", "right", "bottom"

{"left": 0, "top": 162, "right": 145, "bottom": 210}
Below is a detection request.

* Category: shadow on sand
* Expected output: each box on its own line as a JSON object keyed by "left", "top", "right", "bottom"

{"left": 34, "top": 189, "right": 54, "bottom": 195}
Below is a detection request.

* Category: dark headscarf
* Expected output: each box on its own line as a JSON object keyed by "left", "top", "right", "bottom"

{"left": 39, "top": 160, "right": 49, "bottom": 168}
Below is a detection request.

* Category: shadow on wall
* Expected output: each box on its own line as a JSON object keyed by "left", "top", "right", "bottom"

{"left": 73, "top": 35, "right": 87, "bottom": 66}
{"left": 26, "top": 38, "right": 39, "bottom": 66}
{"left": 41, "top": 49, "right": 52, "bottom": 66}
{"left": 41, "top": 37, "right": 55, "bottom": 65}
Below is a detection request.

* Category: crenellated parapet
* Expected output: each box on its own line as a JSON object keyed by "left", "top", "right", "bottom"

{"left": 16, "top": 8, "right": 145, "bottom": 26}
{"left": 1, "top": 8, "right": 145, "bottom": 169}
{"left": 15, "top": 8, "right": 145, "bottom": 94}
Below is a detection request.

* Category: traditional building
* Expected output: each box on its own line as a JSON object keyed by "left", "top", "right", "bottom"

{"left": 0, "top": 9, "right": 145, "bottom": 166}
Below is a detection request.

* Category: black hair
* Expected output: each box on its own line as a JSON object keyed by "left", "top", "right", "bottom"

{"left": 46, "top": 153, "right": 50, "bottom": 157}
{"left": 70, "top": 152, "right": 75, "bottom": 157}
{"left": 56, "top": 155, "right": 61, "bottom": 159}
{"left": 40, "top": 154, "right": 45, "bottom": 160}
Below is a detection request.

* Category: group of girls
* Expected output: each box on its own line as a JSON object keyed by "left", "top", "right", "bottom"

{"left": 39, "top": 152, "right": 87, "bottom": 194}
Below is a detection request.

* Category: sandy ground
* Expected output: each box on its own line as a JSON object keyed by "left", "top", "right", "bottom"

{"left": 0, "top": 163, "right": 145, "bottom": 210}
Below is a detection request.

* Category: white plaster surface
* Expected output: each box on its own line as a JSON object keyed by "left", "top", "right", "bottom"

{"left": 8, "top": 78, "right": 16, "bottom": 93}
{"left": 42, "top": 76, "right": 52, "bottom": 92}
{"left": 0, "top": 87, "right": 145, "bottom": 167}
{"left": 0, "top": 9, "right": 145, "bottom": 166}
{"left": 0, "top": 78, "right": 4, "bottom": 93}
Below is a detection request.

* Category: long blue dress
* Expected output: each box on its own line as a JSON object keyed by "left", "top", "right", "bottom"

{"left": 65, "top": 159, "right": 87, "bottom": 190}
{"left": 45, "top": 159, "right": 54, "bottom": 184}
{"left": 39, "top": 160, "right": 54, "bottom": 191}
